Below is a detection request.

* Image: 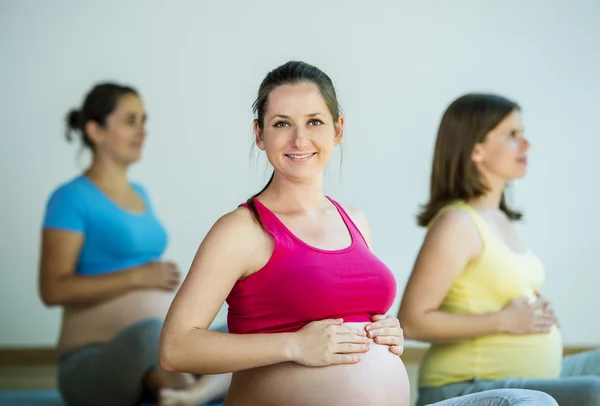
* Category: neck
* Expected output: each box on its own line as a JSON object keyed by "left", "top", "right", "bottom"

{"left": 468, "top": 176, "right": 506, "bottom": 210}
{"left": 84, "top": 156, "right": 130, "bottom": 191}
{"left": 262, "top": 173, "right": 326, "bottom": 212}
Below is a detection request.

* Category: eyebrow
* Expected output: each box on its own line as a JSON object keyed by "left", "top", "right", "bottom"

{"left": 270, "top": 113, "right": 325, "bottom": 120}
{"left": 124, "top": 112, "right": 147, "bottom": 120}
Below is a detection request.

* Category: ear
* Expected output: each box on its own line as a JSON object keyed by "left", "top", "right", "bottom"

{"left": 84, "top": 121, "right": 103, "bottom": 147}
{"left": 471, "top": 142, "right": 484, "bottom": 164}
{"left": 254, "top": 120, "right": 265, "bottom": 151}
{"left": 333, "top": 115, "right": 345, "bottom": 147}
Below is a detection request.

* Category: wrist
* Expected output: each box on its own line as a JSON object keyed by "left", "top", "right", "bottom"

{"left": 127, "top": 266, "right": 145, "bottom": 289}
{"left": 282, "top": 332, "right": 300, "bottom": 363}
{"left": 495, "top": 310, "right": 508, "bottom": 334}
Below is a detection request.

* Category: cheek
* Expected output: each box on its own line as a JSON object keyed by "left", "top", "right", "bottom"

{"left": 262, "top": 134, "right": 288, "bottom": 152}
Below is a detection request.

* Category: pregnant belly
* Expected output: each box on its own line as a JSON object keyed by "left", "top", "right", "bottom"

{"left": 224, "top": 323, "right": 411, "bottom": 406}
{"left": 58, "top": 289, "right": 175, "bottom": 353}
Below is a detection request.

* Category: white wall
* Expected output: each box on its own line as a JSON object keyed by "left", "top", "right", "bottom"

{"left": 1, "top": 0, "right": 598, "bottom": 348}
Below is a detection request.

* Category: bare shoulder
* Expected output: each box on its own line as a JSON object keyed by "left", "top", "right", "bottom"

{"left": 188, "top": 205, "right": 272, "bottom": 281}
{"left": 205, "top": 205, "right": 265, "bottom": 248}
{"left": 426, "top": 208, "right": 482, "bottom": 256}
{"left": 429, "top": 208, "right": 478, "bottom": 236}
{"left": 336, "top": 201, "right": 371, "bottom": 247}
{"left": 337, "top": 202, "right": 367, "bottom": 223}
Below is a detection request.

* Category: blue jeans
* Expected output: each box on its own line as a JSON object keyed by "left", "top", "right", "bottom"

{"left": 418, "top": 349, "right": 600, "bottom": 406}
{"left": 427, "top": 389, "right": 558, "bottom": 405}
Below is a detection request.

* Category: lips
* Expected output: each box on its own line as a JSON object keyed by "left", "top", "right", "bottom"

{"left": 285, "top": 152, "right": 316, "bottom": 161}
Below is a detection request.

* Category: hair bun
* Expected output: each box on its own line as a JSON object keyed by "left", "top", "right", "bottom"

{"left": 67, "top": 109, "right": 82, "bottom": 130}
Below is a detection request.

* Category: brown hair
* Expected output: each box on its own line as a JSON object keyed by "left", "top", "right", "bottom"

{"left": 65, "top": 82, "right": 138, "bottom": 152}
{"left": 247, "top": 61, "right": 341, "bottom": 229}
{"left": 417, "top": 93, "right": 523, "bottom": 227}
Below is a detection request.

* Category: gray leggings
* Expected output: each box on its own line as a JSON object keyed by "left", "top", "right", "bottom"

{"left": 58, "top": 318, "right": 165, "bottom": 406}
{"left": 58, "top": 318, "right": 229, "bottom": 406}
{"left": 418, "top": 349, "right": 600, "bottom": 406}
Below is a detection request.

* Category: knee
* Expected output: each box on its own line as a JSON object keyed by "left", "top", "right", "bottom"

{"left": 517, "top": 390, "right": 558, "bottom": 406}
{"left": 485, "top": 389, "right": 558, "bottom": 406}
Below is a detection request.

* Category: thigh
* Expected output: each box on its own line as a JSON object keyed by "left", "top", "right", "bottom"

{"left": 561, "top": 348, "right": 600, "bottom": 377}
{"left": 427, "top": 389, "right": 558, "bottom": 406}
{"left": 59, "top": 318, "right": 164, "bottom": 406}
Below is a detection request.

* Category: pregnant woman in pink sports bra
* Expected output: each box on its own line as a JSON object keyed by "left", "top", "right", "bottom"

{"left": 158, "top": 61, "right": 410, "bottom": 406}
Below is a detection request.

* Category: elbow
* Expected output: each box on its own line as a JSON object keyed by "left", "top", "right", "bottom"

{"left": 158, "top": 333, "right": 193, "bottom": 373}
{"left": 399, "top": 320, "right": 419, "bottom": 341}
{"left": 158, "top": 340, "right": 178, "bottom": 372}
{"left": 40, "top": 287, "right": 61, "bottom": 307}
{"left": 399, "top": 311, "right": 426, "bottom": 341}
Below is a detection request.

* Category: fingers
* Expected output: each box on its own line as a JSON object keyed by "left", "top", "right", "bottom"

{"left": 389, "top": 345, "right": 404, "bottom": 356}
{"left": 530, "top": 297, "right": 546, "bottom": 310}
{"left": 366, "top": 326, "right": 399, "bottom": 338}
{"left": 335, "top": 333, "right": 372, "bottom": 345}
{"left": 535, "top": 314, "right": 556, "bottom": 326}
{"left": 331, "top": 354, "right": 363, "bottom": 365}
{"left": 370, "top": 314, "right": 388, "bottom": 322}
{"left": 318, "top": 318, "right": 344, "bottom": 326}
{"left": 530, "top": 315, "right": 556, "bottom": 333}
{"left": 366, "top": 315, "right": 397, "bottom": 329}
{"left": 330, "top": 325, "right": 367, "bottom": 336}
{"left": 372, "top": 335, "right": 403, "bottom": 346}
{"left": 335, "top": 342, "right": 371, "bottom": 354}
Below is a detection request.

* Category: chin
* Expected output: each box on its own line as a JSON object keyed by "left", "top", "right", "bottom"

{"left": 509, "top": 171, "right": 527, "bottom": 180}
{"left": 285, "top": 171, "right": 322, "bottom": 182}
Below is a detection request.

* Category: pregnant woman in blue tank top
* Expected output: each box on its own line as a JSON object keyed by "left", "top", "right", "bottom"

{"left": 38, "top": 83, "right": 230, "bottom": 406}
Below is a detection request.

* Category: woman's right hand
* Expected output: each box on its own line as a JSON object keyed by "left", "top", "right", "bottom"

{"left": 132, "top": 261, "right": 181, "bottom": 291}
{"left": 289, "top": 319, "right": 372, "bottom": 367}
{"left": 499, "top": 297, "right": 556, "bottom": 335}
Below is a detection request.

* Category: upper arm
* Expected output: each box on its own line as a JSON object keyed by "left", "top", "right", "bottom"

{"left": 162, "top": 208, "right": 267, "bottom": 336}
{"left": 399, "top": 210, "right": 482, "bottom": 320}
{"left": 341, "top": 204, "right": 372, "bottom": 249}
{"left": 39, "top": 186, "right": 86, "bottom": 303}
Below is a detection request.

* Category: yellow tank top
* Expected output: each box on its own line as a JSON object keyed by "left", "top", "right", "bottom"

{"left": 418, "top": 201, "right": 563, "bottom": 388}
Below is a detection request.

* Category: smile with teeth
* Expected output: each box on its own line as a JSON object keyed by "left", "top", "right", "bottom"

{"left": 286, "top": 152, "right": 316, "bottom": 160}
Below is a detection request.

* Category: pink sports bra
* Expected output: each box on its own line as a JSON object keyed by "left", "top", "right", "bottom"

{"left": 226, "top": 196, "right": 397, "bottom": 334}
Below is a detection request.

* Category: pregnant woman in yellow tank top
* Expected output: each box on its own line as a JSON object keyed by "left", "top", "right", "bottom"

{"left": 398, "top": 93, "right": 600, "bottom": 406}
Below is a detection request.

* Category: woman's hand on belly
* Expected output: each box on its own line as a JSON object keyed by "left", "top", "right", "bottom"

{"left": 288, "top": 318, "right": 372, "bottom": 367}
{"left": 366, "top": 314, "right": 405, "bottom": 356}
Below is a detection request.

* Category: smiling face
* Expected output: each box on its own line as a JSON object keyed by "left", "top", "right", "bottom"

{"left": 472, "top": 109, "right": 530, "bottom": 184}
{"left": 254, "top": 82, "right": 344, "bottom": 183}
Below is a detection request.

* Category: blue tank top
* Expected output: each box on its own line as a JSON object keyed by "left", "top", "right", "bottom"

{"left": 42, "top": 175, "right": 168, "bottom": 275}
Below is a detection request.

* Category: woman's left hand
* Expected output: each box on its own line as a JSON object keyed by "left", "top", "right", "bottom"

{"left": 365, "top": 314, "right": 404, "bottom": 355}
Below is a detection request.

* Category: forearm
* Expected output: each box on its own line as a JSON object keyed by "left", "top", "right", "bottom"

{"left": 42, "top": 266, "right": 143, "bottom": 306}
{"left": 402, "top": 310, "right": 503, "bottom": 343}
{"left": 160, "top": 329, "right": 297, "bottom": 374}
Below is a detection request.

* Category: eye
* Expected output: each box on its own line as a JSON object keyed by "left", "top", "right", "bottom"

{"left": 308, "top": 119, "right": 323, "bottom": 126}
{"left": 273, "top": 121, "right": 290, "bottom": 128}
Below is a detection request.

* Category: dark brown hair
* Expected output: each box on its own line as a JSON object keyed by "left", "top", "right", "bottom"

{"left": 247, "top": 61, "right": 341, "bottom": 228}
{"left": 417, "top": 93, "right": 523, "bottom": 227}
{"left": 65, "top": 82, "right": 138, "bottom": 152}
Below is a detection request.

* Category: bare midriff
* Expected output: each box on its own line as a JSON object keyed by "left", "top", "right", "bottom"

{"left": 223, "top": 322, "right": 411, "bottom": 406}
{"left": 57, "top": 290, "right": 175, "bottom": 355}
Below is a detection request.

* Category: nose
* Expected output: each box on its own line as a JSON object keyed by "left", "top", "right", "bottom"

{"left": 292, "top": 127, "right": 308, "bottom": 148}
{"left": 521, "top": 135, "right": 530, "bottom": 151}
{"left": 138, "top": 124, "right": 146, "bottom": 138}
